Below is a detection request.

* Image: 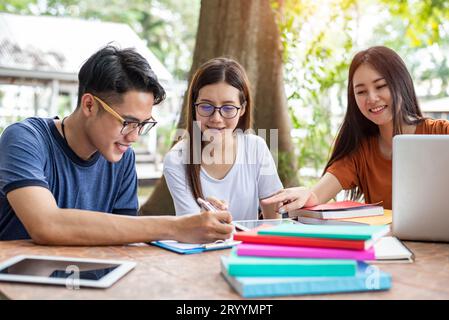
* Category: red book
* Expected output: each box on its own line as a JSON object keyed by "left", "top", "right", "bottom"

{"left": 233, "top": 228, "right": 373, "bottom": 251}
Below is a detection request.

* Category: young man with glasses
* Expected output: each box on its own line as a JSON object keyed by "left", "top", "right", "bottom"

{"left": 0, "top": 46, "right": 233, "bottom": 245}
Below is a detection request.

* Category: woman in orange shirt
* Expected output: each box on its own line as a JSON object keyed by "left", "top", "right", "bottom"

{"left": 263, "top": 46, "right": 449, "bottom": 211}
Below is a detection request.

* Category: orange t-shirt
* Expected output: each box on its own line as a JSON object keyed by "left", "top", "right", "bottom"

{"left": 326, "top": 118, "right": 449, "bottom": 209}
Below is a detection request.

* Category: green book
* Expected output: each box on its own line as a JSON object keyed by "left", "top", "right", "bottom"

{"left": 226, "top": 251, "right": 357, "bottom": 277}
{"left": 258, "top": 224, "right": 390, "bottom": 241}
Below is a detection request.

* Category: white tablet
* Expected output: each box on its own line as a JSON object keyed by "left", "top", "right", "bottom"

{"left": 0, "top": 255, "right": 136, "bottom": 289}
{"left": 232, "top": 218, "right": 298, "bottom": 231}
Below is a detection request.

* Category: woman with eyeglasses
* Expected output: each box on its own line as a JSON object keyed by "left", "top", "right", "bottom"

{"left": 163, "top": 57, "right": 283, "bottom": 220}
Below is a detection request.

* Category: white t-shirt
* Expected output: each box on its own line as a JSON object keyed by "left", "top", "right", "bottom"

{"left": 163, "top": 133, "right": 283, "bottom": 220}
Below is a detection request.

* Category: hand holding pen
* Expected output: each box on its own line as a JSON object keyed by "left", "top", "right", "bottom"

{"left": 175, "top": 203, "right": 233, "bottom": 243}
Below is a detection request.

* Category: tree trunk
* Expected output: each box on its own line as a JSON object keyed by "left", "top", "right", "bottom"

{"left": 140, "top": 0, "right": 298, "bottom": 216}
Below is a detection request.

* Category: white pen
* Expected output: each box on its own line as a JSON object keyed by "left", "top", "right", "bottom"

{"left": 197, "top": 198, "right": 234, "bottom": 237}
{"left": 196, "top": 197, "right": 218, "bottom": 212}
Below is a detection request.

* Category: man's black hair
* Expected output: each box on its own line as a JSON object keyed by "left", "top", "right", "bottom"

{"left": 76, "top": 45, "right": 166, "bottom": 107}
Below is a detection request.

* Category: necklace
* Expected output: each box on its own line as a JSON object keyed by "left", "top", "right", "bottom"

{"left": 61, "top": 116, "right": 68, "bottom": 141}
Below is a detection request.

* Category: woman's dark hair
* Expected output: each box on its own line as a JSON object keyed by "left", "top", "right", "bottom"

{"left": 324, "top": 46, "right": 424, "bottom": 200}
{"left": 76, "top": 45, "right": 166, "bottom": 107}
{"left": 184, "top": 57, "right": 253, "bottom": 200}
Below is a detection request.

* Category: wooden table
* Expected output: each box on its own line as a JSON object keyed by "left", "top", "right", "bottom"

{"left": 0, "top": 240, "right": 448, "bottom": 300}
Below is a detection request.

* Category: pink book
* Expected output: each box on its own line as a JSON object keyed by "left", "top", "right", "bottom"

{"left": 236, "top": 243, "right": 375, "bottom": 261}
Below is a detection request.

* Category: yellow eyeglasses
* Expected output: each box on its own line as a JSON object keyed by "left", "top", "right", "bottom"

{"left": 93, "top": 95, "right": 157, "bottom": 136}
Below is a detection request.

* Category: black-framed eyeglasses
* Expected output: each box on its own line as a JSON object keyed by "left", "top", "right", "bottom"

{"left": 93, "top": 96, "right": 157, "bottom": 136}
{"left": 194, "top": 102, "right": 244, "bottom": 119}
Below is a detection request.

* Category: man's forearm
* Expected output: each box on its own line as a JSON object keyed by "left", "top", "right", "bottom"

{"left": 35, "top": 208, "right": 179, "bottom": 246}
{"left": 8, "top": 186, "right": 232, "bottom": 246}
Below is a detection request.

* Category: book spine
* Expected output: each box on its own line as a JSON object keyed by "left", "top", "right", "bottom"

{"left": 259, "top": 231, "right": 371, "bottom": 240}
{"left": 236, "top": 246, "right": 376, "bottom": 261}
{"left": 241, "top": 274, "right": 392, "bottom": 298}
{"left": 233, "top": 234, "right": 367, "bottom": 250}
{"left": 228, "top": 262, "right": 357, "bottom": 277}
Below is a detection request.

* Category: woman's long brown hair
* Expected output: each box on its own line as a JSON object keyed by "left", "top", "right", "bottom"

{"left": 324, "top": 46, "right": 424, "bottom": 200}
{"left": 184, "top": 58, "right": 253, "bottom": 200}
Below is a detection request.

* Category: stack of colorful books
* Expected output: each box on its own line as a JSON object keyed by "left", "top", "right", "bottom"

{"left": 221, "top": 224, "right": 393, "bottom": 298}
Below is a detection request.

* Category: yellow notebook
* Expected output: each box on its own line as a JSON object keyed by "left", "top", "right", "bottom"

{"left": 340, "top": 209, "right": 392, "bottom": 225}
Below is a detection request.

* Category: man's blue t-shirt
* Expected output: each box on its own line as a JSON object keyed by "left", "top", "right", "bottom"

{"left": 0, "top": 117, "right": 138, "bottom": 240}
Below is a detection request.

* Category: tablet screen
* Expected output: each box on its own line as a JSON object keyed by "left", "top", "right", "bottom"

{"left": 232, "top": 219, "right": 298, "bottom": 231}
{"left": 0, "top": 258, "right": 120, "bottom": 281}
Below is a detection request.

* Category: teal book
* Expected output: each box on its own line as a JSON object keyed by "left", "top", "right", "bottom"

{"left": 221, "top": 256, "right": 392, "bottom": 298}
{"left": 226, "top": 251, "right": 356, "bottom": 277}
{"left": 258, "top": 224, "right": 390, "bottom": 241}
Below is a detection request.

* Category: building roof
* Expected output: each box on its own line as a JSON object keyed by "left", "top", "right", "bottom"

{"left": 0, "top": 12, "right": 172, "bottom": 83}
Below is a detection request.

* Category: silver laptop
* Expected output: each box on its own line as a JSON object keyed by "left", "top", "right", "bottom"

{"left": 393, "top": 134, "right": 449, "bottom": 242}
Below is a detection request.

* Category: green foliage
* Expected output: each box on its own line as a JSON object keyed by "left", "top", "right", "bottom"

{"left": 273, "top": 0, "right": 356, "bottom": 177}
{"left": 0, "top": 0, "right": 37, "bottom": 12}
{"left": 367, "top": 0, "right": 449, "bottom": 98}
{"left": 380, "top": 0, "right": 449, "bottom": 47}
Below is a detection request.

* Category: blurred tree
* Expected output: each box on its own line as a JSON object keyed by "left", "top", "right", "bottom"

{"left": 366, "top": 0, "right": 449, "bottom": 98}
{"left": 276, "top": 0, "right": 356, "bottom": 184}
{"left": 140, "top": 0, "right": 299, "bottom": 215}
{"left": 0, "top": 0, "right": 35, "bottom": 12}
{"left": 380, "top": 0, "right": 449, "bottom": 47}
